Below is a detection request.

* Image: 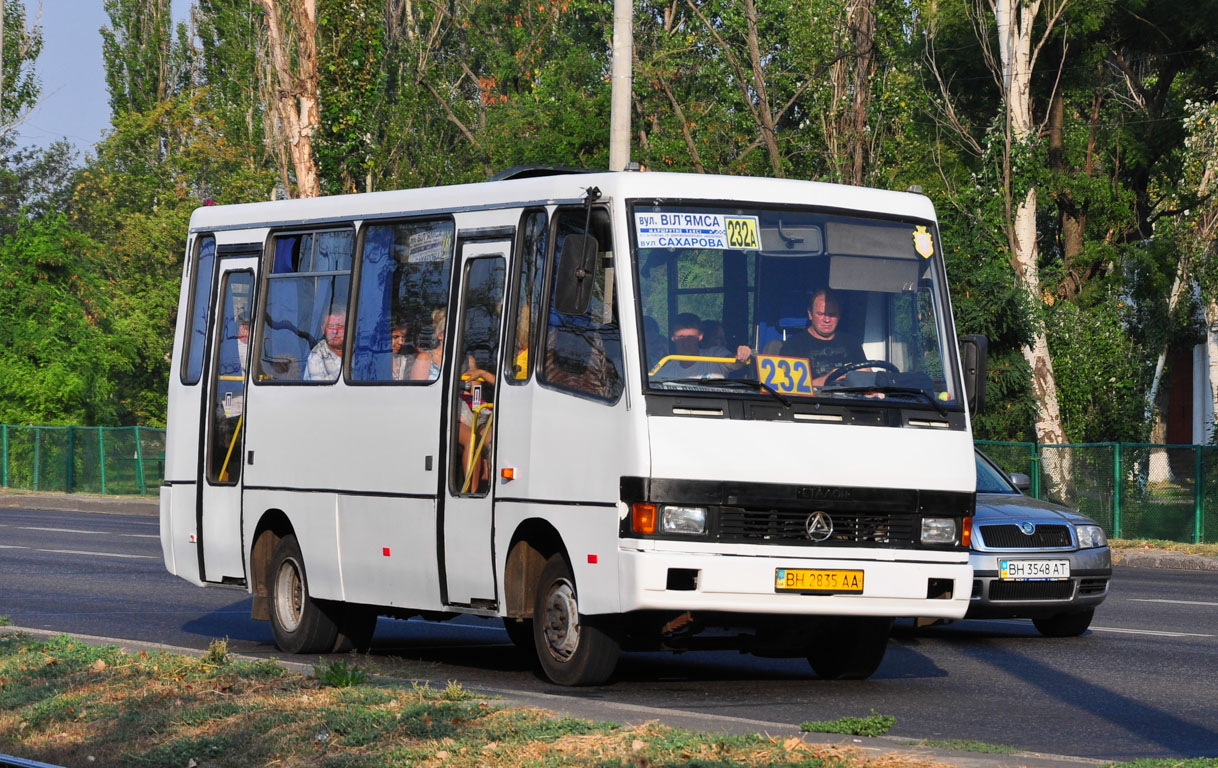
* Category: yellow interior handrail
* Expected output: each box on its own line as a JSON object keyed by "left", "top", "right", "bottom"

{"left": 648, "top": 354, "right": 738, "bottom": 377}
{"left": 218, "top": 414, "right": 243, "bottom": 483}
{"left": 461, "top": 403, "right": 495, "bottom": 494}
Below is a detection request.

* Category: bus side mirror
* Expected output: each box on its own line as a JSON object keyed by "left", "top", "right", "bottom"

{"left": 554, "top": 234, "right": 598, "bottom": 315}
{"left": 960, "top": 334, "right": 988, "bottom": 416}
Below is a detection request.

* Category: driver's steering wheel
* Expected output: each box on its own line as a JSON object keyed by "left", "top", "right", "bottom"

{"left": 823, "top": 359, "right": 899, "bottom": 384}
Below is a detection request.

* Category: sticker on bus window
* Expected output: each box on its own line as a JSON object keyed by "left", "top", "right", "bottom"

{"left": 756, "top": 354, "right": 814, "bottom": 396}
{"left": 913, "top": 225, "right": 934, "bottom": 259}
{"left": 408, "top": 229, "right": 450, "bottom": 262}
{"left": 635, "top": 213, "right": 760, "bottom": 251}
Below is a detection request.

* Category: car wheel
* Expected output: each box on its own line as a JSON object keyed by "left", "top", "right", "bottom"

{"left": 268, "top": 534, "right": 340, "bottom": 654}
{"left": 532, "top": 554, "right": 620, "bottom": 686}
{"left": 806, "top": 617, "right": 893, "bottom": 680}
{"left": 1032, "top": 608, "right": 1094, "bottom": 637}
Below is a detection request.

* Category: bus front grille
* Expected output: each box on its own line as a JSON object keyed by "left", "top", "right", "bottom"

{"left": 717, "top": 508, "right": 918, "bottom": 546}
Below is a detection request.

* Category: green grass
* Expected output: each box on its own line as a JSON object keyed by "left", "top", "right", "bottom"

{"left": 918, "top": 738, "right": 1017, "bottom": 754}
{"left": 800, "top": 711, "right": 896, "bottom": 737}
{"left": 313, "top": 658, "right": 370, "bottom": 687}
{"left": 0, "top": 632, "right": 892, "bottom": 768}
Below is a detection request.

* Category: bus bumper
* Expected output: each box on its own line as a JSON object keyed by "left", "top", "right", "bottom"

{"left": 616, "top": 546, "right": 971, "bottom": 619}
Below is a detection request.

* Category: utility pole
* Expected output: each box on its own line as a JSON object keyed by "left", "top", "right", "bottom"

{"left": 608, "top": 0, "right": 632, "bottom": 171}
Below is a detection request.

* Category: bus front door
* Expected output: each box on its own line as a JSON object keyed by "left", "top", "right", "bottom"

{"left": 442, "top": 242, "right": 509, "bottom": 606}
{"left": 197, "top": 259, "right": 257, "bottom": 583}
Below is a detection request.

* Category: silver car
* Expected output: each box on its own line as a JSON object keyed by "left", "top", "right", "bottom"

{"left": 967, "top": 450, "right": 1112, "bottom": 636}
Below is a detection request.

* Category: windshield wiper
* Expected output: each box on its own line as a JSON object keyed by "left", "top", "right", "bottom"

{"left": 659, "top": 377, "right": 792, "bottom": 408}
{"left": 824, "top": 385, "right": 950, "bottom": 417}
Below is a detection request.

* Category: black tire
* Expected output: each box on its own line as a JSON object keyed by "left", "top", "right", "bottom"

{"left": 532, "top": 554, "right": 620, "bottom": 686}
{"left": 503, "top": 618, "right": 535, "bottom": 654}
{"left": 332, "top": 604, "right": 378, "bottom": 652}
{"left": 1032, "top": 608, "right": 1094, "bottom": 637}
{"left": 806, "top": 616, "right": 893, "bottom": 680}
{"left": 267, "top": 534, "right": 340, "bottom": 654}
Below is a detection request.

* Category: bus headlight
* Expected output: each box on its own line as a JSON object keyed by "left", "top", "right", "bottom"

{"left": 921, "top": 517, "right": 958, "bottom": 545}
{"left": 661, "top": 505, "right": 708, "bottom": 535}
{"left": 1075, "top": 525, "right": 1107, "bottom": 548}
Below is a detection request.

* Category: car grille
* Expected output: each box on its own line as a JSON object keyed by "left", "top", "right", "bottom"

{"left": 987, "top": 580, "right": 1075, "bottom": 601}
{"left": 717, "top": 508, "right": 918, "bottom": 546}
{"left": 979, "top": 523, "right": 1071, "bottom": 548}
{"left": 1077, "top": 578, "right": 1108, "bottom": 596}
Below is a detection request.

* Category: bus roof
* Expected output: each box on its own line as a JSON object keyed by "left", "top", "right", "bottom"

{"left": 187, "top": 171, "right": 937, "bottom": 234}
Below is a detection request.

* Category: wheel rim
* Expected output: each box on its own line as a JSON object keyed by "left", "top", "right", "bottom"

{"left": 274, "top": 556, "right": 305, "bottom": 633}
{"left": 541, "top": 577, "right": 580, "bottom": 662}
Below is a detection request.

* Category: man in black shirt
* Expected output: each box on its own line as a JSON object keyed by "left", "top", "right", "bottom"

{"left": 780, "top": 289, "right": 866, "bottom": 386}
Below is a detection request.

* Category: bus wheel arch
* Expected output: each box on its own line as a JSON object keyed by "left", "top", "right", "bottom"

{"left": 249, "top": 510, "right": 293, "bottom": 622}
{"left": 504, "top": 519, "right": 568, "bottom": 621}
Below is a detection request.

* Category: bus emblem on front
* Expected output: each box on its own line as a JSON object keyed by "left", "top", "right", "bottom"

{"left": 805, "top": 512, "right": 834, "bottom": 542}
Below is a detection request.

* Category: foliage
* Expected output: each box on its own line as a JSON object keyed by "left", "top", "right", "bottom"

{"left": 101, "top": 0, "right": 175, "bottom": 117}
{"left": 315, "top": 0, "right": 384, "bottom": 194}
{"left": 0, "top": 0, "right": 42, "bottom": 129}
{"left": 0, "top": 215, "right": 129, "bottom": 425}
{"left": 314, "top": 658, "right": 370, "bottom": 688}
{"left": 800, "top": 711, "right": 896, "bottom": 737}
{"left": 0, "top": 136, "right": 78, "bottom": 238}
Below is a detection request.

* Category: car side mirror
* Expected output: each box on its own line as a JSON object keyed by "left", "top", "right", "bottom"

{"left": 959, "top": 334, "right": 988, "bottom": 416}
{"left": 1009, "top": 472, "right": 1032, "bottom": 493}
{"left": 554, "top": 234, "right": 598, "bottom": 316}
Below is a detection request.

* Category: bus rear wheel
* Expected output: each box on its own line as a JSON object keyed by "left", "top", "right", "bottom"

{"left": 806, "top": 616, "right": 892, "bottom": 680}
{"left": 268, "top": 534, "right": 340, "bottom": 654}
{"left": 532, "top": 554, "right": 619, "bottom": 686}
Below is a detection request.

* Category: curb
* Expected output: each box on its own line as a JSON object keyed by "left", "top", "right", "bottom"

{"left": 0, "top": 491, "right": 158, "bottom": 516}
{"left": 1112, "top": 547, "right": 1218, "bottom": 571}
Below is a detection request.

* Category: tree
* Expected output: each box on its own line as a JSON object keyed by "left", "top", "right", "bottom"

{"left": 0, "top": 0, "right": 42, "bottom": 133}
{"left": 253, "top": 0, "right": 321, "bottom": 198}
{"left": 101, "top": 0, "right": 174, "bottom": 117}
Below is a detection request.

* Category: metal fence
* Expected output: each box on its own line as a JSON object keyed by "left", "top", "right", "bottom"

{"left": 1, "top": 426, "right": 166, "bottom": 496}
{"left": 978, "top": 441, "right": 1218, "bottom": 544}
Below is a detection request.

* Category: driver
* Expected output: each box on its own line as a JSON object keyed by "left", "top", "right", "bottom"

{"left": 780, "top": 289, "right": 865, "bottom": 386}
{"left": 653, "top": 312, "right": 751, "bottom": 380}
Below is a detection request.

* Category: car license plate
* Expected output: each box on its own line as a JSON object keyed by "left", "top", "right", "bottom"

{"left": 775, "top": 568, "right": 864, "bottom": 593}
{"left": 998, "top": 559, "right": 1070, "bottom": 580}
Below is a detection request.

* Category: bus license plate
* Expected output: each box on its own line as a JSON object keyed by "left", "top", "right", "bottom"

{"left": 775, "top": 568, "right": 863, "bottom": 593}
{"left": 998, "top": 559, "right": 1070, "bottom": 580}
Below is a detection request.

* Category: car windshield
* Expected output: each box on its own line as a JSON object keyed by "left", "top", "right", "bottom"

{"left": 975, "top": 452, "right": 1019, "bottom": 494}
{"left": 633, "top": 203, "right": 960, "bottom": 406}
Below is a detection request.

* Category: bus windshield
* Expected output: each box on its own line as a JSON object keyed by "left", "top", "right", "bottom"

{"left": 633, "top": 203, "right": 960, "bottom": 408}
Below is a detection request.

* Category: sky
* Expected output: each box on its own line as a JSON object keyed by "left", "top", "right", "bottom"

{"left": 15, "top": 0, "right": 190, "bottom": 155}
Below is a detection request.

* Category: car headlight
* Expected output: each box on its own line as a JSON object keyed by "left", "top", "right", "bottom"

{"left": 661, "top": 505, "right": 707, "bottom": 535}
{"left": 1075, "top": 524, "right": 1107, "bottom": 548}
{"left": 921, "top": 517, "right": 958, "bottom": 545}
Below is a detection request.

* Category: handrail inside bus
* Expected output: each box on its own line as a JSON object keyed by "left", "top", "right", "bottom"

{"left": 461, "top": 403, "right": 495, "bottom": 494}
{"left": 218, "top": 414, "right": 243, "bottom": 483}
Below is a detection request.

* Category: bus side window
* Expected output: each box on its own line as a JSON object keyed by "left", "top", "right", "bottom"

{"left": 257, "top": 229, "right": 353, "bottom": 383}
{"left": 182, "top": 235, "right": 216, "bottom": 385}
{"left": 505, "top": 209, "right": 547, "bottom": 384}
{"left": 540, "top": 207, "right": 623, "bottom": 402}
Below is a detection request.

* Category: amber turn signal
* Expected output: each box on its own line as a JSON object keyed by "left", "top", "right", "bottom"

{"left": 632, "top": 503, "right": 658, "bottom": 534}
{"left": 961, "top": 516, "right": 972, "bottom": 548}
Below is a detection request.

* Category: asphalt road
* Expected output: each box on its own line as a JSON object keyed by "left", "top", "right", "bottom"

{"left": 2, "top": 506, "right": 1217, "bottom": 762}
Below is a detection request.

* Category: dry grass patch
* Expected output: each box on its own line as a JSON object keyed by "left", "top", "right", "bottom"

{"left": 1111, "top": 539, "right": 1218, "bottom": 558}
{"left": 1, "top": 632, "right": 949, "bottom": 768}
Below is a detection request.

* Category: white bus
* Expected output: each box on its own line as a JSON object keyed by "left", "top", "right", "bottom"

{"left": 160, "top": 169, "right": 987, "bottom": 685}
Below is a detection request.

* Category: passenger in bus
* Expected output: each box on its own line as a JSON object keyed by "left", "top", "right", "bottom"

{"left": 390, "top": 320, "right": 415, "bottom": 381}
{"left": 643, "top": 315, "right": 667, "bottom": 371}
{"left": 409, "top": 307, "right": 447, "bottom": 381}
{"left": 303, "top": 309, "right": 346, "bottom": 381}
{"left": 779, "top": 288, "right": 865, "bottom": 386}
{"left": 512, "top": 305, "right": 530, "bottom": 379}
{"left": 653, "top": 312, "right": 751, "bottom": 380}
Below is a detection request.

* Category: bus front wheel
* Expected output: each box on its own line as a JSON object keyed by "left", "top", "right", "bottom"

{"left": 532, "top": 554, "right": 619, "bottom": 686}
{"left": 268, "top": 534, "right": 340, "bottom": 654}
{"left": 806, "top": 616, "right": 892, "bottom": 680}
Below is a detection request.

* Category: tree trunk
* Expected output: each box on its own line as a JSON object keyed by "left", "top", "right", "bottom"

{"left": 254, "top": 0, "right": 321, "bottom": 198}
{"left": 848, "top": 0, "right": 875, "bottom": 186}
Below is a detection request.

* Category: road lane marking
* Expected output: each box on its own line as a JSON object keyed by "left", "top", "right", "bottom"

{"left": 37, "top": 548, "right": 158, "bottom": 560}
{"left": 1130, "top": 598, "right": 1218, "bottom": 607}
{"left": 1088, "top": 625, "right": 1213, "bottom": 638}
{"left": 19, "top": 526, "right": 159, "bottom": 539}
{"left": 0, "top": 544, "right": 30, "bottom": 549}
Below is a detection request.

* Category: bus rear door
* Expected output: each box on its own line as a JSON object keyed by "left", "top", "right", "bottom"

{"left": 197, "top": 256, "right": 258, "bottom": 583}
{"left": 441, "top": 239, "right": 510, "bottom": 606}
